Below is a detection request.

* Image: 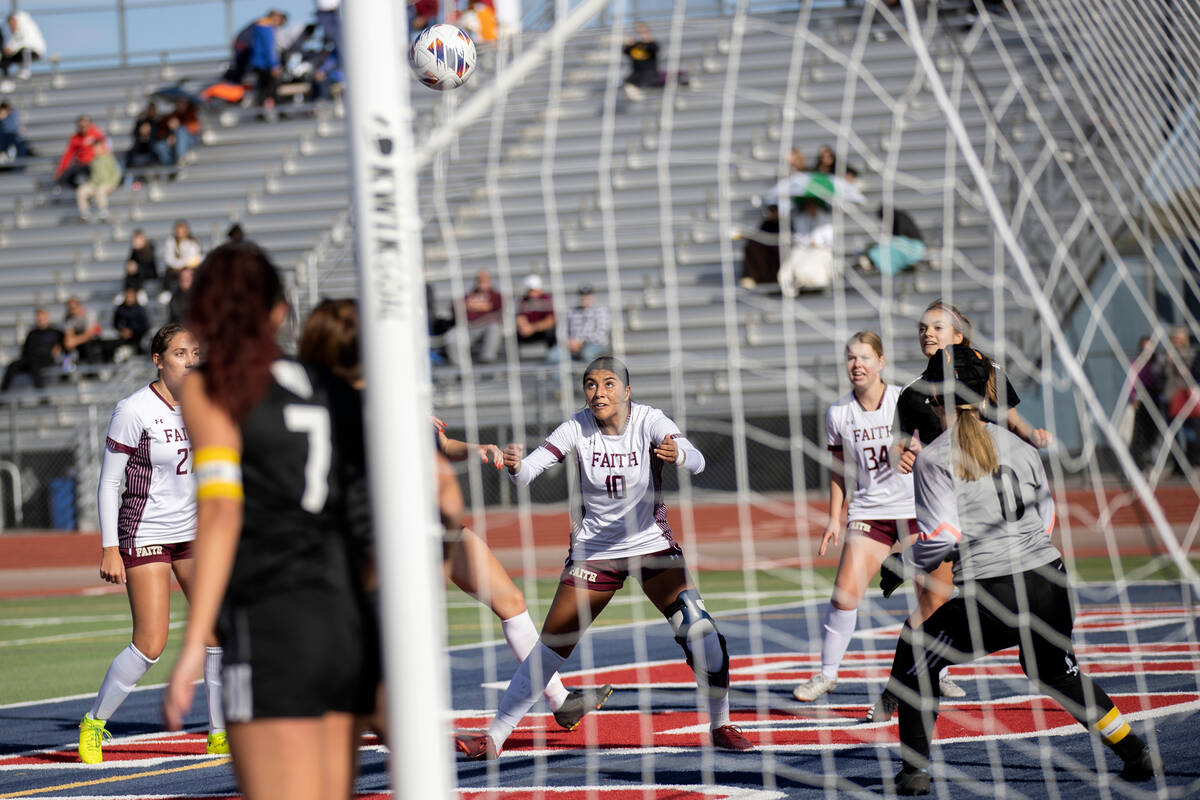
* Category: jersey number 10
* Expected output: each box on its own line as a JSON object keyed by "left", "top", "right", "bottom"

{"left": 605, "top": 474, "right": 626, "bottom": 499}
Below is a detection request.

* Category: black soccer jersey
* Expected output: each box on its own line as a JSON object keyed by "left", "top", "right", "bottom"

{"left": 896, "top": 364, "right": 1021, "bottom": 446}
{"left": 225, "top": 359, "right": 368, "bottom": 604}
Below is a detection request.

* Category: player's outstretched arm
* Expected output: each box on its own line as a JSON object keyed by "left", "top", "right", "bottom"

{"left": 437, "top": 421, "right": 503, "bottom": 468}
{"left": 652, "top": 433, "right": 705, "bottom": 474}
{"left": 1006, "top": 407, "right": 1052, "bottom": 448}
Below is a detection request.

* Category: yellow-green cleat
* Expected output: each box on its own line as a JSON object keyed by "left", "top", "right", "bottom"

{"left": 206, "top": 730, "right": 230, "bottom": 755}
{"left": 78, "top": 715, "right": 111, "bottom": 764}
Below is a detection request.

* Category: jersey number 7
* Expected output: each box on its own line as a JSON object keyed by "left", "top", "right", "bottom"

{"left": 284, "top": 404, "right": 332, "bottom": 513}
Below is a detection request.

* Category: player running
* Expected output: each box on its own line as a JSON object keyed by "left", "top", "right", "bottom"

{"left": 296, "top": 298, "right": 612, "bottom": 734}
{"left": 887, "top": 344, "right": 1161, "bottom": 795}
{"left": 78, "top": 323, "right": 226, "bottom": 763}
{"left": 454, "top": 357, "right": 752, "bottom": 759}
{"left": 790, "top": 332, "right": 960, "bottom": 704}
{"left": 163, "top": 245, "right": 375, "bottom": 800}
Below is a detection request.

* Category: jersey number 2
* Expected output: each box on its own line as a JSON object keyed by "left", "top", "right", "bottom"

{"left": 605, "top": 474, "right": 626, "bottom": 499}
{"left": 284, "top": 404, "right": 332, "bottom": 513}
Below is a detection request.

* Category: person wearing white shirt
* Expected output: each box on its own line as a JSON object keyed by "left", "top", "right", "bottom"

{"left": 78, "top": 324, "right": 227, "bottom": 764}
{"left": 778, "top": 197, "right": 836, "bottom": 296}
{"left": 791, "top": 332, "right": 961, "bottom": 705}
{"left": 1, "top": 12, "right": 46, "bottom": 82}
{"left": 454, "top": 357, "right": 754, "bottom": 759}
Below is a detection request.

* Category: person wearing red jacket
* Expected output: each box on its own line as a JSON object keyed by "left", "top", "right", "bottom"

{"left": 56, "top": 115, "right": 109, "bottom": 189}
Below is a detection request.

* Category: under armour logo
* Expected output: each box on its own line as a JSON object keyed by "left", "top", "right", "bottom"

{"left": 155, "top": 418, "right": 164, "bottom": 425}
{"left": 1064, "top": 655, "right": 1080, "bottom": 677}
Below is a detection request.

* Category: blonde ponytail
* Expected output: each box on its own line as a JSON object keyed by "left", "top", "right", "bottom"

{"left": 952, "top": 407, "right": 999, "bottom": 481}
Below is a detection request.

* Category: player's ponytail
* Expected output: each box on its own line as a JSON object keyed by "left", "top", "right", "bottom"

{"left": 186, "top": 243, "right": 286, "bottom": 423}
{"left": 951, "top": 406, "right": 998, "bottom": 481}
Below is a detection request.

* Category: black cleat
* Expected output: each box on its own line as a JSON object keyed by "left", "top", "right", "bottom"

{"left": 895, "top": 766, "right": 931, "bottom": 795}
{"left": 865, "top": 690, "right": 898, "bottom": 723}
{"left": 1119, "top": 746, "right": 1161, "bottom": 782}
{"left": 880, "top": 556, "right": 905, "bottom": 598}
{"left": 553, "top": 685, "right": 614, "bottom": 731}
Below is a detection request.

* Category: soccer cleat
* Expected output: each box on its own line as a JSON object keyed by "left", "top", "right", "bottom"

{"left": 939, "top": 675, "right": 966, "bottom": 698}
{"left": 454, "top": 732, "right": 500, "bottom": 760}
{"left": 711, "top": 724, "right": 754, "bottom": 751}
{"left": 553, "top": 684, "right": 614, "bottom": 731}
{"left": 865, "top": 691, "right": 898, "bottom": 723}
{"left": 1119, "top": 746, "right": 1161, "bottom": 782}
{"left": 78, "top": 715, "right": 112, "bottom": 764}
{"left": 879, "top": 556, "right": 905, "bottom": 598}
{"left": 792, "top": 673, "right": 838, "bottom": 702}
{"left": 895, "top": 766, "right": 931, "bottom": 795}
{"left": 206, "top": 730, "right": 229, "bottom": 755}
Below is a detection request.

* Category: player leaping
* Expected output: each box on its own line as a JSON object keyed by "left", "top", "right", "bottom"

{"left": 454, "top": 356, "right": 752, "bottom": 758}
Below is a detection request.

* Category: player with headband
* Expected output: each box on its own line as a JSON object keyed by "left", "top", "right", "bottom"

{"left": 887, "top": 344, "right": 1160, "bottom": 794}
{"left": 790, "top": 332, "right": 960, "bottom": 704}
{"left": 454, "top": 356, "right": 753, "bottom": 758}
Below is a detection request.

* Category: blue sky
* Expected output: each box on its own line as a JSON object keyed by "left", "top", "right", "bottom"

{"left": 18, "top": 0, "right": 318, "bottom": 68}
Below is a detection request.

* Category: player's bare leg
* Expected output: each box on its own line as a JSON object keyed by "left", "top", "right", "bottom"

{"left": 444, "top": 527, "right": 526, "bottom": 620}
{"left": 173, "top": 557, "right": 227, "bottom": 752}
{"left": 228, "top": 714, "right": 355, "bottom": 800}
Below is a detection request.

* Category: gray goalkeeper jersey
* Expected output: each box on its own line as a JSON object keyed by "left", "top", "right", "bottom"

{"left": 907, "top": 421, "right": 1060, "bottom": 582}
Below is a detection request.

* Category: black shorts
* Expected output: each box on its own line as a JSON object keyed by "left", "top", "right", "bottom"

{"left": 218, "top": 581, "right": 377, "bottom": 722}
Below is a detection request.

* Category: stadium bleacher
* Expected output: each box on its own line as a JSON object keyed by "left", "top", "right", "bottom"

{"left": 0, "top": 5, "right": 1097, "bottom": 525}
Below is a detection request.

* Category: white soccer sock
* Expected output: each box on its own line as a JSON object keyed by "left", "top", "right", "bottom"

{"left": 819, "top": 605, "right": 859, "bottom": 679}
{"left": 487, "top": 641, "right": 567, "bottom": 748}
{"left": 205, "top": 647, "right": 225, "bottom": 732}
{"left": 501, "top": 611, "right": 569, "bottom": 711}
{"left": 90, "top": 643, "right": 156, "bottom": 721}
{"left": 698, "top": 630, "right": 731, "bottom": 727}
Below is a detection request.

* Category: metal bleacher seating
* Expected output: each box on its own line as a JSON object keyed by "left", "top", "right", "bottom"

{"left": 0, "top": 4, "right": 1093, "bottom": 522}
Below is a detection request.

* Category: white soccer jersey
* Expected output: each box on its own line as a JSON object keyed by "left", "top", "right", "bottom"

{"left": 513, "top": 402, "right": 706, "bottom": 561}
{"left": 101, "top": 383, "right": 196, "bottom": 550}
{"left": 826, "top": 384, "right": 915, "bottom": 522}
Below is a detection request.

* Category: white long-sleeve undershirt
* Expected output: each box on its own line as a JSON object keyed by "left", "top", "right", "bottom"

{"left": 97, "top": 444, "right": 129, "bottom": 548}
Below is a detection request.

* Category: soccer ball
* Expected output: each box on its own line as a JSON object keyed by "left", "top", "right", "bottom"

{"left": 409, "top": 24, "right": 477, "bottom": 91}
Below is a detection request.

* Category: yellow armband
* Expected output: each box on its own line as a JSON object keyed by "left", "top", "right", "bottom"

{"left": 194, "top": 446, "right": 244, "bottom": 501}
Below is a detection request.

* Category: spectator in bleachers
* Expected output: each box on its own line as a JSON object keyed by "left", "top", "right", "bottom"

{"left": 55, "top": 115, "right": 109, "bottom": 190}
{"left": 551, "top": 284, "right": 609, "bottom": 363}
{"left": 248, "top": 10, "right": 287, "bottom": 109}
{"left": 0, "top": 11, "right": 46, "bottom": 87}
{"left": 814, "top": 145, "right": 836, "bottom": 175}
{"left": 515, "top": 273, "right": 556, "bottom": 358}
{"left": 162, "top": 220, "right": 204, "bottom": 297}
{"left": 1128, "top": 335, "right": 1163, "bottom": 471}
{"left": 459, "top": 0, "right": 498, "bottom": 43}
{"left": 122, "top": 229, "right": 158, "bottom": 304}
{"left": 0, "top": 102, "right": 32, "bottom": 169}
{"left": 316, "top": 0, "right": 342, "bottom": 54}
{"left": 167, "top": 266, "right": 194, "bottom": 324}
{"left": 409, "top": 0, "right": 439, "bottom": 36}
{"left": 777, "top": 197, "right": 835, "bottom": 297}
{"left": 113, "top": 288, "right": 151, "bottom": 356}
{"left": 76, "top": 144, "right": 120, "bottom": 223}
{"left": 622, "top": 24, "right": 662, "bottom": 101}
{"left": 739, "top": 148, "right": 808, "bottom": 289}
{"left": 154, "top": 98, "right": 200, "bottom": 165}
{"left": 448, "top": 269, "right": 502, "bottom": 366}
{"left": 63, "top": 297, "right": 105, "bottom": 364}
{"left": 859, "top": 204, "right": 926, "bottom": 275}
{"left": 125, "top": 121, "right": 161, "bottom": 175}
{"left": 1, "top": 308, "right": 63, "bottom": 392}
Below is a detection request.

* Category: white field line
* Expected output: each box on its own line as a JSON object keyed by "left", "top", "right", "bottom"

{"left": 4, "top": 622, "right": 183, "bottom": 647}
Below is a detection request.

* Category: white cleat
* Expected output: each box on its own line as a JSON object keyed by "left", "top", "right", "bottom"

{"left": 939, "top": 675, "right": 966, "bottom": 698}
{"left": 792, "top": 673, "right": 838, "bottom": 702}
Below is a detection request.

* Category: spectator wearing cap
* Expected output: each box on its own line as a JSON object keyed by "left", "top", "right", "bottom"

{"left": 516, "top": 273, "right": 556, "bottom": 358}
{"left": 550, "top": 284, "right": 609, "bottom": 363}
{"left": 448, "top": 269, "right": 502, "bottom": 366}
